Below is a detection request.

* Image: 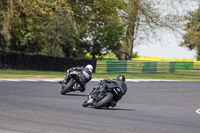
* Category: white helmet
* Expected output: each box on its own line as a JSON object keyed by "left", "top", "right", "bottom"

{"left": 85, "top": 64, "right": 93, "bottom": 73}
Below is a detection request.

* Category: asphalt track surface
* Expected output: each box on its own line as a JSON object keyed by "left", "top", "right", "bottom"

{"left": 0, "top": 80, "right": 200, "bottom": 133}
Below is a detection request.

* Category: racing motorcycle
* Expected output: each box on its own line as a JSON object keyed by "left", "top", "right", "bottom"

{"left": 82, "top": 81, "right": 122, "bottom": 109}
{"left": 60, "top": 69, "right": 83, "bottom": 95}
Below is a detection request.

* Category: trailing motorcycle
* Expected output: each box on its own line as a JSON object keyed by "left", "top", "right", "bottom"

{"left": 82, "top": 81, "right": 122, "bottom": 109}
{"left": 60, "top": 69, "right": 83, "bottom": 95}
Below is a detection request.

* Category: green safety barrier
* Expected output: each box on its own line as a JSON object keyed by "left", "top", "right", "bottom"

{"left": 95, "top": 61, "right": 196, "bottom": 74}
{"left": 142, "top": 61, "right": 157, "bottom": 73}
{"left": 157, "top": 62, "right": 170, "bottom": 72}
{"left": 194, "top": 61, "right": 200, "bottom": 70}
{"left": 175, "top": 62, "right": 193, "bottom": 70}
{"left": 96, "top": 61, "right": 107, "bottom": 73}
{"left": 170, "top": 62, "right": 176, "bottom": 72}
{"left": 107, "top": 61, "right": 127, "bottom": 73}
{"left": 127, "top": 61, "right": 143, "bottom": 73}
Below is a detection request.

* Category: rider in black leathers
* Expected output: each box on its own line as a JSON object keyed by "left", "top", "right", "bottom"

{"left": 61, "top": 64, "right": 93, "bottom": 92}
{"left": 101, "top": 75, "right": 127, "bottom": 107}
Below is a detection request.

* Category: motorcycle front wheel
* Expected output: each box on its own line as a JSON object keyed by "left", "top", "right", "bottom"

{"left": 93, "top": 92, "right": 113, "bottom": 109}
{"left": 60, "top": 79, "right": 74, "bottom": 95}
{"left": 82, "top": 101, "right": 89, "bottom": 107}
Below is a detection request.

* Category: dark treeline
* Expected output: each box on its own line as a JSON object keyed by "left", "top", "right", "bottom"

{"left": 0, "top": 0, "right": 200, "bottom": 60}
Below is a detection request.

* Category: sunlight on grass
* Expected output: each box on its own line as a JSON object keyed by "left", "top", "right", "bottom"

{"left": 1, "top": 69, "right": 200, "bottom": 81}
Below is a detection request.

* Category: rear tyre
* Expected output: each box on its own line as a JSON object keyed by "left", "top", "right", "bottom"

{"left": 93, "top": 92, "right": 113, "bottom": 109}
{"left": 60, "top": 79, "right": 74, "bottom": 95}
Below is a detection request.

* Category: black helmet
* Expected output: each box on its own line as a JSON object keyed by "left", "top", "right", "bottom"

{"left": 117, "top": 75, "right": 126, "bottom": 81}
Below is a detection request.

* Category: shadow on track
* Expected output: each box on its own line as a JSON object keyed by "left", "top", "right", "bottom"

{"left": 100, "top": 108, "right": 135, "bottom": 111}
{"left": 85, "top": 106, "right": 135, "bottom": 111}
{"left": 64, "top": 93, "right": 89, "bottom": 97}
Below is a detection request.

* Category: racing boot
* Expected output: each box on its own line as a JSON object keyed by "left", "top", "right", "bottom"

{"left": 58, "top": 81, "right": 62, "bottom": 84}
{"left": 110, "top": 100, "right": 117, "bottom": 107}
{"left": 78, "top": 87, "right": 85, "bottom": 92}
{"left": 77, "top": 85, "right": 86, "bottom": 92}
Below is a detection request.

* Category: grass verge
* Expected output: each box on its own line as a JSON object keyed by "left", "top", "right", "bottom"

{"left": 0, "top": 69, "right": 200, "bottom": 81}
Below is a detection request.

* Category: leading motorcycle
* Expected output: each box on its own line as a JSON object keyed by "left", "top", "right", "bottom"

{"left": 82, "top": 81, "right": 122, "bottom": 109}
{"left": 60, "top": 69, "right": 83, "bottom": 95}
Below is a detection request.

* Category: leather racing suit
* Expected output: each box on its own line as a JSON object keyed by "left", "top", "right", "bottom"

{"left": 70, "top": 66, "right": 92, "bottom": 92}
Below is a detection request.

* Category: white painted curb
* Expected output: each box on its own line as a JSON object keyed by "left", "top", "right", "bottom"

{"left": 0, "top": 129, "right": 20, "bottom": 133}
{"left": 0, "top": 78, "right": 178, "bottom": 82}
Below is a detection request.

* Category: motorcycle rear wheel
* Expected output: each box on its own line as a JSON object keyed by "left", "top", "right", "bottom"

{"left": 93, "top": 92, "right": 113, "bottom": 109}
{"left": 60, "top": 79, "right": 74, "bottom": 95}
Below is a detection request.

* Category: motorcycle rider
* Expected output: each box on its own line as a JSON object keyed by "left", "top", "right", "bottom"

{"left": 100, "top": 75, "right": 127, "bottom": 107}
{"left": 60, "top": 64, "right": 93, "bottom": 92}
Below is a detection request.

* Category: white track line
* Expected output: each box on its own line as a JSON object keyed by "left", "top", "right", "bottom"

{"left": 0, "top": 129, "right": 20, "bottom": 133}
{"left": 0, "top": 79, "right": 178, "bottom": 82}
{"left": 196, "top": 108, "right": 200, "bottom": 115}
{"left": 126, "top": 79, "right": 179, "bottom": 82}
{"left": 0, "top": 79, "right": 61, "bottom": 82}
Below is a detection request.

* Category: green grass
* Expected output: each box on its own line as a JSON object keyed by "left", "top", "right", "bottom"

{"left": 0, "top": 69, "right": 200, "bottom": 81}
{"left": 0, "top": 69, "right": 65, "bottom": 79}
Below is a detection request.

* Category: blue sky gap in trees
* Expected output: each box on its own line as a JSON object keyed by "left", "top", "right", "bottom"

{"left": 133, "top": 0, "right": 199, "bottom": 59}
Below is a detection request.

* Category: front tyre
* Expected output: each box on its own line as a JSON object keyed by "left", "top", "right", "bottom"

{"left": 82, "top": 101, "right": 89, "bottom": 107}
{"left": 93, "top": 92, "right": 113, "bottom": 109}
{"left": 60, "top": 79, "right": 74, "bottom": 95}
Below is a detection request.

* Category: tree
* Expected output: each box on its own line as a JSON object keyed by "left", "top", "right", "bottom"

{"left": 69, "top": 0, "right": 194, "bottom": 60}
{"left": 0, "top": 0, "right": 14, "bottom": 50}
{"left": 181, "top": 5, "right": 200, "bottom": 60}
{"left": 39, "top": 12, "right": 79, "bottom": 57}
{"left": 81, "top": 0, "right": 125, "bottom": 59}
{"left": 2, "top": 0, "right": 199, "bottom": 60}
{"left": 113, "top": 0, "right": 191, "bottom": 60}
{"left": 113, "top": 0, "right": 139, "bottom": 60}
{"left": 67, "top": 0, "right": 125, "bottom": 59}
{"left": 0, "top": 34, "right": 6, "bottom": 49}
{"left": 0, "top": 0, "right": 73, "bottom": 56}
